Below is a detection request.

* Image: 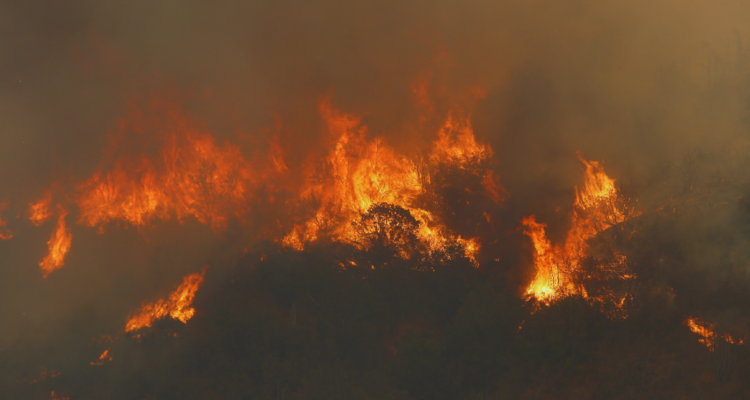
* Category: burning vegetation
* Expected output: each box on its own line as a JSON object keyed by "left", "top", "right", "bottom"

{"left": 282, "top": 98, "right": 500, "bottom": 265}
{"left": 6, "top": 2, "right": 750, "bottom": 397}
{"left": 125, "top": 267, "right": 207, "bottom": 332}
{"left": 522, "top": 154, "right": 640, "bottom": 310}
{"left": 6, "top": 77, "right": 750, "bottom": 398}
{"left": 39, "top": 207, "right": 72, "bottom": 279}
{"left": 7, "top": 80, "right": 750, "bottom": 398}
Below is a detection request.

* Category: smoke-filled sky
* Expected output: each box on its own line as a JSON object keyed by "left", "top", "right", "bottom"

{"left": 2, "top": 0, "right": 750, "bottom": 363}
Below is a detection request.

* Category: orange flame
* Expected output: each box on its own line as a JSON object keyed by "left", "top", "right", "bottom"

{"left": 685, "top": 317, "right": 744, "bottom": 348}
{"left": 125, "top": 267, "right": 207, "bottom": 332}
{"left": 90, "top": 349, "right": 112, "bottom": 366}
{"left": 521, "top": 215, "right": 559, "bottom": 302}
{"left": 29, "top": 191, "right": 53, "bottom": 226}
{"left": 523, "top": 154, "right": 638, "bottom": 303}
{"left": 282, "top": 99, "right": 500, "bottom": 263}
{"left": 74, "top": 95, "right": 280, "bottom": 233}
{"left": 39, "top": 207, "right": 72, "bottom": 278}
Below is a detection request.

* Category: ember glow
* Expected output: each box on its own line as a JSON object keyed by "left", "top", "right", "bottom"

{"left": 685, "top": 317, "right": 744, "bottom": 348}
{"left": 0, "top": 201, "right": 12, "bottom": 240}
{"left": 90, "top": 350, "right": 112, "bottom": 366}
{"left": 522, "top": 154, "right": 639, "bottom": 303}
{"left": 39, "top": 207, "right": 72, "bottom": 278}
{"left": 50, "top": 391, "right": 69, "bottom": 400}
{"left": 125, "top": 267, "right": 207, "bottom": 332}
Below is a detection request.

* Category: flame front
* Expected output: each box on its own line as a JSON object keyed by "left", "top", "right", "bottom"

{"left": 125, "top": 267, "right": 206, "bottom": 332}
{"left": 74, "top": 95, "right": 279, "bottom": 233}
{"left": 685, "top": 317, "right": 744, "bottom": 348}
{"left": 283, "top": 98, "right": 501, "bottom": 263}
{"left": 39, "top": 208, "right": 72, "bottom": 278}
{"left": 523, "top": 154, "right": 638, "bottom": 303}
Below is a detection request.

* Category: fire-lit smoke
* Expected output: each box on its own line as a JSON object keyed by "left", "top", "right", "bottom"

{"left": 29, "top": 190, "right": 53, "bottom": 227}
{"left": 0, "top": 201, "right": 12, "bottom": 240}
{"left": 125, "top": 266, "right": 207, "bottom": 332}
{"left": 25, "top": 94, "right": 287, "bottom": 278}
{"left": 75, "top": 95, "right": 280, "bottom": 233}
{"left": 39, "top": 207, "right": 72, "bottom": 279}
{"left": 522, "top": 154, "right": 639, "bottom": 304}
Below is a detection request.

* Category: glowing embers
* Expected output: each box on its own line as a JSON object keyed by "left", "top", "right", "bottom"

{"left": 0, "top": 201, "right": 12, "bottom": 239}
{"left": 282, "top": 98, "right": 500, "bottom": 264}
{"left": 522, "top": 154, "right": 639, "bottom": 303}
{"left": 125, "top": 267, "right": 207, "bottom": 332}
{"left": 90, "top": 349, "right": 112, "bottom": 366}
{"left": 50, "top": 391, "right": 69, "bottom": 400}
{"left": 685, "top": 317, "right": 744, "bottom": 348}
{"left": 39, "top": 207, "right": 72, "bottom": 278}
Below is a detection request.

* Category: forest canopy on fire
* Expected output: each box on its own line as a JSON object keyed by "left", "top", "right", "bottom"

{"left": 3, "top": 0, "right": 750, "bottom": 399}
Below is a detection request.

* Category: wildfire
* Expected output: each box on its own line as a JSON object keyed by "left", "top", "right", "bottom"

{"left": 73, "top": 94, "right": 283, "bottom": 234}
{"left": 685, "top": 317, "right": 744, "bottom": 348}
{"left": 282, "top": 98, "right": 501, "bottom": 263}
{"left": 90, "top": 349, "right": 112, "bottom": 366}
{"left": 125, "top": 267, "right": 207, "bottom": 332}
{"left": 29, "top": 191, "right": 53, "bottom": 226}
{"left": 523, "top": 154, "right": 638, "bottom": 303}
{"left": 39, "top": 207, "right": 72, "bottom": 278}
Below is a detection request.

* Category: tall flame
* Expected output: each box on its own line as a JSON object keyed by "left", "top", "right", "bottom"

{"left": 521, "top": 215, "right": 558, "bottom": 301}
{"left": 39, "top": 207, "right": 72, "bottom": 278}
{"left": 282, "top": 98, "right": 501, "bottom": 263}
{"left": 125, "top": 267, "right": 207, "bottom": 332}
{"left": 74, "top": 95, "right": 279, "bottom": 233}
{"left": 523, "top": 154, "right": 638, "bottom": 303}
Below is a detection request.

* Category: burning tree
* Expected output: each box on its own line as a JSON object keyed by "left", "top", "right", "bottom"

{"left": 352, "top": 202, "right": 421, "bottom": 261}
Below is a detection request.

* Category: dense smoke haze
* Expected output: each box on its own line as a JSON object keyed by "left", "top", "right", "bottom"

{"left": 3, "top": 0, "right": 750, "bottom": 398}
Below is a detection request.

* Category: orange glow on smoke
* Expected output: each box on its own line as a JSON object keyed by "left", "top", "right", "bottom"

{"left": 29, "top": 191, "right": 53, "bottom": 226}
{"left": 523, "top": 153, "right": 638, "bottom": 303}
{"left": 0, "top": 201, "right": 12, "bottom": 240}
{"left": 50, "top": 391, "right": 69, "bottom": 400}
{"left": 74, "top": 95, "right": 281, "bottom": 233}
{"left": 40, "top": 207, "right": 72, "bottom": 278}
{"left": 125, "top": 267, "right": 207, "bottom": 332}
{"left": 281, "top": 98, "right": 501, "bottom": 264}
{"left": 685, "top": 317, "right": 744, "bottom": 348}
